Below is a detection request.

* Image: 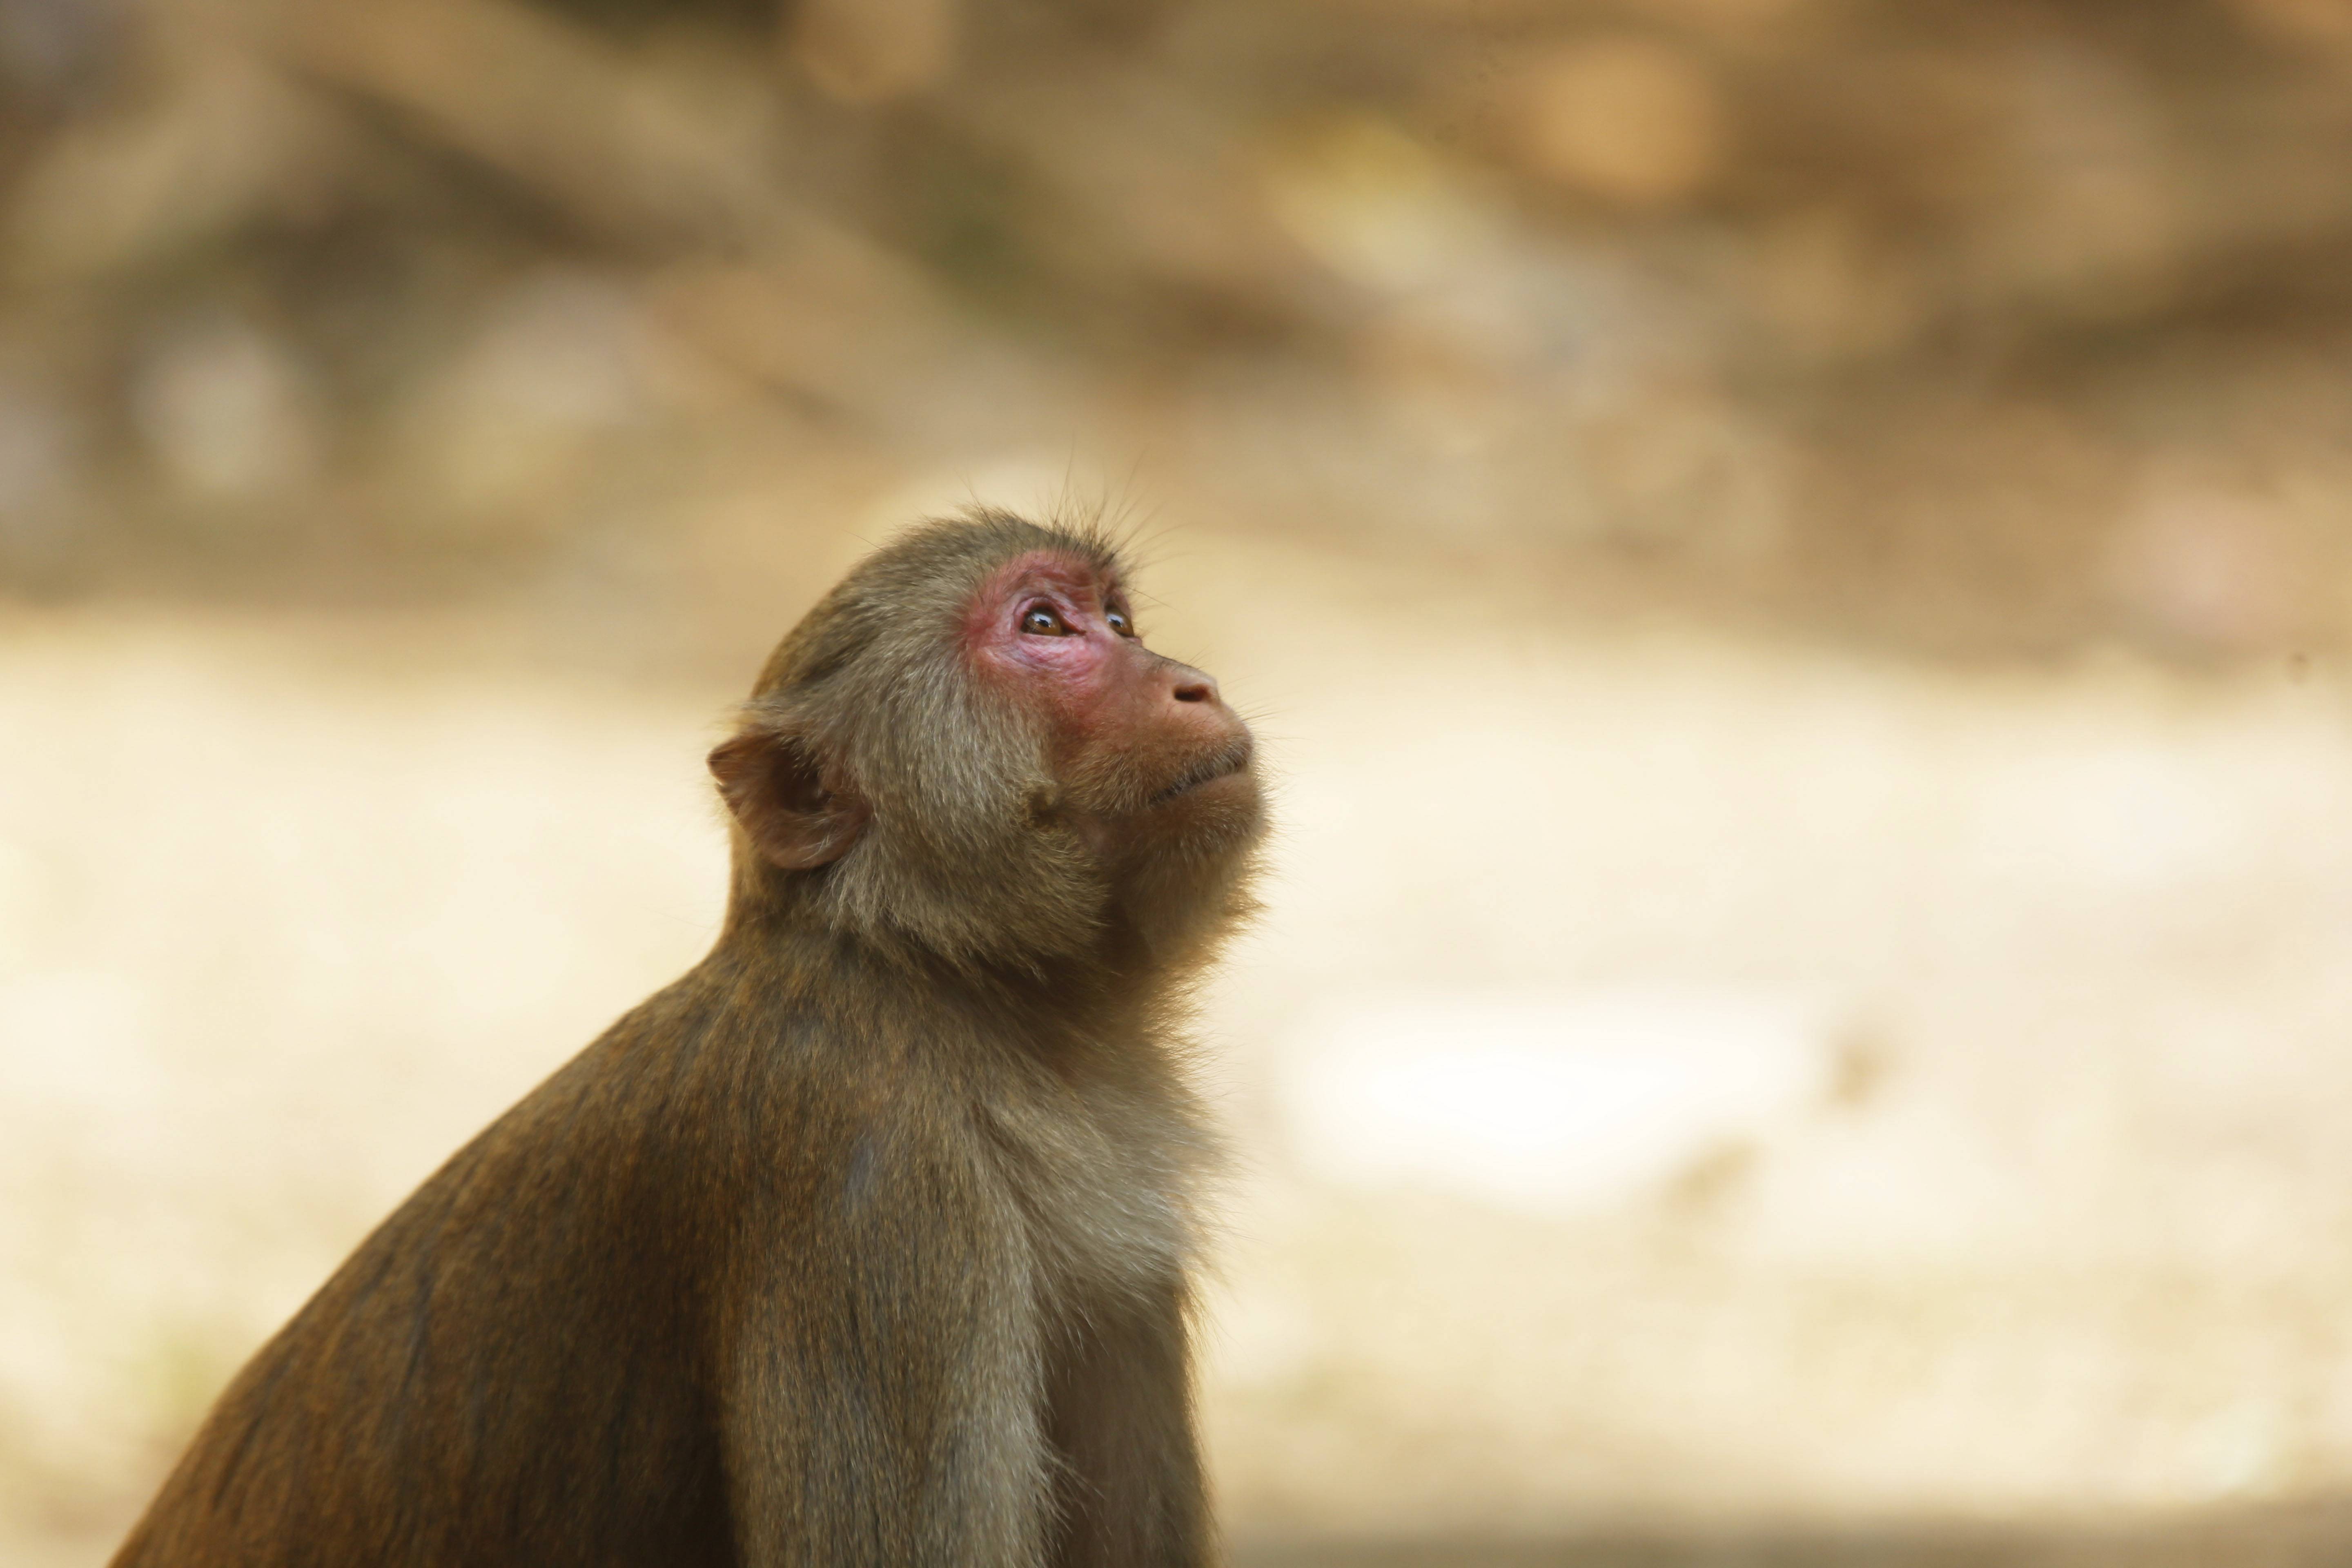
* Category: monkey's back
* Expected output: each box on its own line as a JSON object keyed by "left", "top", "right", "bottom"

{"left": 109, "top": 973, "right": 860, "bottom": 1568}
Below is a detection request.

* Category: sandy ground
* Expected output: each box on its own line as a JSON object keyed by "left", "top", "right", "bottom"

{"left": 12, "top": 540, "right": 2352, "bottom": 1562}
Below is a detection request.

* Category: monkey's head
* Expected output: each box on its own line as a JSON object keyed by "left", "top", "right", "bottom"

{"left": 710, "top": 511, "right": 1264, "bottom": 970}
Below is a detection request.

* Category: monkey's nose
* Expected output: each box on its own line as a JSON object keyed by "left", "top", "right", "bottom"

{"left": 1170, "top": 668, "right": 1219, "bottom": 704}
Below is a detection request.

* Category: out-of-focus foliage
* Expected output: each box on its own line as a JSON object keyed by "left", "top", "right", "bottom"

{"left": 7, "top": 0, "right": 2352, "bottom": 659}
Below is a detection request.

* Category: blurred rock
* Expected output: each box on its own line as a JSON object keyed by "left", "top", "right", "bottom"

{"left": 128, "top": 317, "right": 319, "bottom": 503}
{"left": 2103, "top": 463, "right": 2300, "bottom": 653}
{"left": 1356, "top": 303, "right": 1519, "bottom": 456}
{"left": 1259, "top": 114, "right": 1497, "bottom": 295}
{"left": 1969, "top": 47, "right": 2183, "bottom": 312}
{"left": 5, "top": 47, "right": 336, "bottom": 281}
{"left": 396, "top": 272, "right": 667, "bottom": 534}
{"left": 944, "top": 60, "right": 1327, "bottom": 331}
{"left": 1506, "top": 35, "right": 1726, "bottom": 208}
{"left": 787, "top": 0, "right": 956, "bottom": 103}
{"left": 1648, "top": 0, "right": 1818, "bottom": 31}
{"left": 0, "top": 0, "right": 125, "bottom": 104}
{"left": 0, "top": 380, "right": 79, "bottom": 542}
{"left": 1747, "top": 205, "right": 1923, "bottom": 360}
{"left": 1570, "top": 388, "right": 1790, "bottom": 557}
{"left": 2229, "top": 0, "right": 2352, "bottom": 48}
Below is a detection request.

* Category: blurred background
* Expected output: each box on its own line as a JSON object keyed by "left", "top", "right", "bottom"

{"left": 11, "top": 0, "right": 2352, "bottom": 1562}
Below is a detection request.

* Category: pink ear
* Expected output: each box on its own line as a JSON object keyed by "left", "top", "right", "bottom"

{"left": 708, "top": 725, "right": 869, "bottom": 871}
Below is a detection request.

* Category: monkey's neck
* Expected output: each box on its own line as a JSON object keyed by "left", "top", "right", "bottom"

{"left": 709, "top": 897, "right": 1178, "bottom": 1044}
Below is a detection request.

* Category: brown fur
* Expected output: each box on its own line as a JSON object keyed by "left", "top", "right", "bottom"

{"left": 112, "top": 511, "right": 1264, "bottom": 1568}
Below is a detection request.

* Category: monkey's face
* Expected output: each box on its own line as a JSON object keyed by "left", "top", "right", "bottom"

{"left": 960, "top": 550, "right": 1261, "bottom": 861}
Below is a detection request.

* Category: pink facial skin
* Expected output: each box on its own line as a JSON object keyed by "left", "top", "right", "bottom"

{"left": 960, "top": 551, "right": 1252, "bottom": 812}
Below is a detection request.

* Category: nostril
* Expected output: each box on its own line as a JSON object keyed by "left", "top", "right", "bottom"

{"left": 1172, "top": 678, "right": 1214, "bottom": 704}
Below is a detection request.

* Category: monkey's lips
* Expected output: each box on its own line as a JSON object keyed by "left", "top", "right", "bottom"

{"left": 1150, "top": 739, "right": 1255, "bottom": 806}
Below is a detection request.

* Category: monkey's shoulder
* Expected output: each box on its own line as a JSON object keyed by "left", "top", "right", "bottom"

{"left": 506, "top": 979, "right": 997, "bottom": 1190}
{"left": 452, "top": 977, "right": 1207, "bottom": 1305}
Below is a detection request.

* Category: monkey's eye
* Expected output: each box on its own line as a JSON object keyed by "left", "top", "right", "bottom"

{"left": 1021, "top": 604, "right": 1071, "bottom": 635}
{"left": 1106, "top": 607, "right": 1134, "bottom": 637}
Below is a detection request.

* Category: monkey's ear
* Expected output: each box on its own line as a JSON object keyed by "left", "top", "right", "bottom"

{"left": 708, "top": 724, "right": 870, "bottom": 871}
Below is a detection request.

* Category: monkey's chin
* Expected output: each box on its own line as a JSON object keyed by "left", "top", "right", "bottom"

{"left": 1138, "top": 767, "right": 1262, "bottom": 854}
{"left": 1167, "top": 766, "right": 1255, "bottom": 806}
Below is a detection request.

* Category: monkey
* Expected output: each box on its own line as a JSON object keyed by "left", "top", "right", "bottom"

{"left": 111, "top": 510, "right": 1265, "bottom": 1568}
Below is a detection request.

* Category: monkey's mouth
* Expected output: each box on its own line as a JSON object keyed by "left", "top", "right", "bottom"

{"left": 1151, "top": 739, "right": 1254, "bottom": 806}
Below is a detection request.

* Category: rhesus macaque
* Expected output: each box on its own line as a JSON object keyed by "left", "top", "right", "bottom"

{"left": 114, "top": 512, "right": 1264, "bottom": 1568}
